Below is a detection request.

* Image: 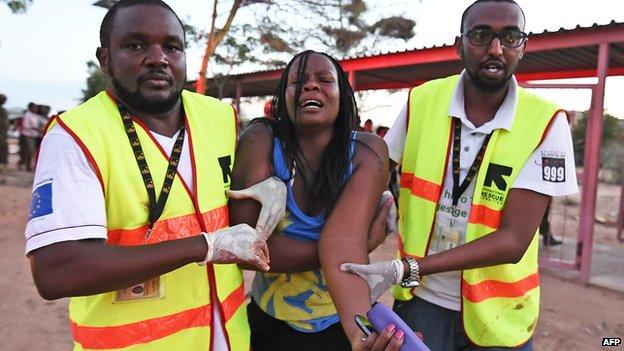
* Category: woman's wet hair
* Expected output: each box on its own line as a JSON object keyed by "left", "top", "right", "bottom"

{"left": 270, "top": 50, "right": 358, "bottom": 212}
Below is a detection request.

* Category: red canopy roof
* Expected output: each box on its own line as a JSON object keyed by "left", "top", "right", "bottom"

{"left": 191, "top": 21, "right": 624, "bottom": 98}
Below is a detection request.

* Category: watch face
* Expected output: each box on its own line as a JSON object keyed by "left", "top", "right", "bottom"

{"left": 400, "top": 280, "right": 420, "bottom": 289}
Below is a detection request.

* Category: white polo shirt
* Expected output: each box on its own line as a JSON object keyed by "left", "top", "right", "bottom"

{"left": 384, "top": 71, "right": 578, "bottom": 311}
{"left": 25, "top": 124, "right": 229, "bottom": 350}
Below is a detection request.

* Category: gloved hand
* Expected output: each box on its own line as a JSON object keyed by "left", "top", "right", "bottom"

{"left": 367, "top": 191, "right": 398, "bottom": 253}
{"left": 381, "top": 191, "right": 398, "bottom": 236}
{"left": 340, "top": 260, "right": 403, "bottom": 303}
{"left": 199, "top": 223, "right": 270, "bottom": 271}
{"left": 226, "top": 176, "right": 287, "bottom": 239}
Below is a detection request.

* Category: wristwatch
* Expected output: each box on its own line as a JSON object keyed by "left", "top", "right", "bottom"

{"left": 400, "top": 257, "right": 420, "bottom": 288}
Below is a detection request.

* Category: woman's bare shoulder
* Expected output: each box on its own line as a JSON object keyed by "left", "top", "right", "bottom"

{"left": 353, "top": 131, "right": 389, "bottom": 165}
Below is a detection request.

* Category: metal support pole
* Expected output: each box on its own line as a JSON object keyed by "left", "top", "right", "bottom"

{"left": 234, "top": 83, "right": 242, "bottom": 113}
{"left": 520, "top": 83, "right": 596, "bottom": 90}
{"left": 578, "top": 43, "right": 609, "bottom": 284}
{"left": 348, "top": 71, "right": 356, "bottom": 90}
{"left": 618, "top": 175, "right": 624, "bottom": 242}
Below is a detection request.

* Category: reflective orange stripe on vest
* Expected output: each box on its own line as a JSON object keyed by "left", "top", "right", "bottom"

{"left": 57, "top": 91, "right": 249, "bottom": 350}
{"left": 70, "top": 284, "right": 245, "bottom": 350}
{"left": 400, "top": 172, "right": 442, "bottom": 203}
{"left": 468, "top": 204, "right": 501, "bottom": 229}
{"left": 397, "top": 76, "right": 561, "bottom": 346}
{"left": 461, "top": 273, "right": 539, "bottom": 303}
{"left": 108, "top": 206, "right": 228, "bottom": 245}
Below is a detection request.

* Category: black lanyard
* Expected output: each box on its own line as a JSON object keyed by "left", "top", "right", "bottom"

{"left": 450, "top": 118, "right": 491, "bottom": 206}
{"left": 118, "top": 104, "right": 185, "bottom": 239}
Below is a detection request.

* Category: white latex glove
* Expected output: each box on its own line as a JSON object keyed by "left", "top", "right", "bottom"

{"left": 379, "top": 190, "right": 397, "bottom": 236}
{"left": 340, "top": 260, "right": 403, "bottom": 303}
{"left": 367, "top": 191, "right": 397, "bottom": 253}
{"left": 199, "top": 223, "right": 270, "bottom": 271}
{"left": 226, "top": 176, "right": 287, "bottom": 239}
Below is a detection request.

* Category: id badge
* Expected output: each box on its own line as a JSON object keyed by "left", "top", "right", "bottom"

{"left": 114, "top": 276, "right": 164, "bottom": 303}
{"left": 439, "top": 227, "right": 461, "bottom": 250}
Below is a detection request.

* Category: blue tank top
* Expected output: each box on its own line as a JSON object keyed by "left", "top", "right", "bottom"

{"left": 251, "top": 131, "right": 357, "bottom": 332}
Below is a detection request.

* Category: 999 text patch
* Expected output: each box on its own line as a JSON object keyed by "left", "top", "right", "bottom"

{"left": 542, "top": 157, "right": 565, "bottom": 183}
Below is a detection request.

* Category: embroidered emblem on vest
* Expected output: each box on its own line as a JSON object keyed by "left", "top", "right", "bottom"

{"left": 484, "top": 163, "right": 512, "bottom": 191}
{"left": 218, "top": 155, "right": 232, "bottom": 184}
{"left": 481, "top": 163, "right": 513, "bottom": 206}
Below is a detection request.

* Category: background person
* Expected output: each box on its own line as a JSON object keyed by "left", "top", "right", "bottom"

{"left": 35, "top": 104, "right": 51, "bottom": 149}
{"left": 539, "top": 201, "right": 562, "bottom": 246}
{"left": 0, "top": 94, "right": 8, "bottom": 172}
{"left": 20, "top": 102, "right": 41, "bottom": 171}
{"left": 375, "top": 126, "right": 389, "bottom": 138}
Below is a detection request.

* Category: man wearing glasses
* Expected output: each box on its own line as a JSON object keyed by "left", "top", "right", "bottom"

{"left": 342, "top": 0, "right": 577, "bottom": 349}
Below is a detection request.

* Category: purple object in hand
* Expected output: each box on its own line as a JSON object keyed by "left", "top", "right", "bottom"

{"left": 367, "top": 302, "right": 430, "bottom": 351}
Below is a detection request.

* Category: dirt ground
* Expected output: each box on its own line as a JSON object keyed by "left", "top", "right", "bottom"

{"left": 1, "top": 160, "right": 623, "bottom": 350}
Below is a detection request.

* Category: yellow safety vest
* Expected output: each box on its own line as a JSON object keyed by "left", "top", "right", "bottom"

{"left": 49, "top": 91, "right": 249, "bottom": 350}
{"left": 394, "top": 75, "right": 562, "bottom": 347}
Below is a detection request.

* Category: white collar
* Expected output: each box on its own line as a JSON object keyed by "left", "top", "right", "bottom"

{"left": 448, "top": 70, "right": 518, "bottom": 134}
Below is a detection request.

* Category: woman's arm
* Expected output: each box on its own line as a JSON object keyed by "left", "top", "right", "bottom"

{"left": 230, "top": 123, "right": 395, "bottom": 273}
{"left": 229, "top": 122, "right": 320, "bottom": 272}
{"left": 318, "top": 133, "right": 389, "bottom": 348}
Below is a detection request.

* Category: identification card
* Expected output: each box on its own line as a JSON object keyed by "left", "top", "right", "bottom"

{"left": 114, "top": 276, "right": 164, "bottom": 302}
{"left": 439, "top": 227, "right": 461, "bottom": 250}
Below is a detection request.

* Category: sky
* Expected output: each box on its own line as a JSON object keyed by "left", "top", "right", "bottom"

{"left": 1, "top": 0, "right": 623, "bottom": 126}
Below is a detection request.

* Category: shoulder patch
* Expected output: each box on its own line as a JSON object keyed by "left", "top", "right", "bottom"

{"left": 542, "top": 157, "right": 565, "bottom": 183}
{"left": 29, "top": 180, "right": 53, "bottom": 220}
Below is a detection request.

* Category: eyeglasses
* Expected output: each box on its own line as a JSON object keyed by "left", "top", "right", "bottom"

{"left": 463, "top": 28, "right": 528, "bottom": 48}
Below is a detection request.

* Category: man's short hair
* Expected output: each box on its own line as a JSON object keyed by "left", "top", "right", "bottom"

{"left": 99, "top": 0, "right": 185, "bottom": 48}
{"left": 460, "top": 0, "right": 526, "bottom": 34}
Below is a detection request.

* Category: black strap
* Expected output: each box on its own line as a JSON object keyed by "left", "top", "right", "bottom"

{"left": 451, "top": 118, "right": 491, "bottom": 206}
{"left": 118, "top": 104, "right": 185, "bottom": 239}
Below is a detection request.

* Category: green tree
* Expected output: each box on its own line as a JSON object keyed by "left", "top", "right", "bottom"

{"left": 2, "top": 0, "right": 31, "bottom": 13}
{"left": 81, "top": 60, "right": 106, "bottom": 102}
{"left": 572, "top": 111, "right": 622, "bottom": 168}
{"left": 191, "top": 0, "right": 417, "bottom": 94}
{"left": 87, "top": 1, "right": 418, "bottom": 96}
{"left": 216, "top": 1, "right": 415, "bottom": 67}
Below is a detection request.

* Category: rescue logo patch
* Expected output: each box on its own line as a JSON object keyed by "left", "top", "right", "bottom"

{"left": 484, "top": 163, "right": 512, "bottom": 191}
{"left": 29, "top": 180, "right": 53, "bottom": 220}
{"left": 218, "top": 155, "right": 232, "bottom": 184}
{"left": 542, "top": 157, "right": 565, "bottom": 183}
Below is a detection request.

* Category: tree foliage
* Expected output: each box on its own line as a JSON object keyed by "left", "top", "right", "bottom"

{"left": 370, "top": 16, "right": 416, "bottom": 40}
{"left": 2, "top": 0, "right": 31, "bottom": 13}
{"left": 194, "top": 0, "right": 246, "bottom": 94}
{"left": 81, "top": 60, "right": 106, "bottom": 102}
{"left": 193, "top": 0, "right": 417, "bottom": 91}
{"left": 572, "top": 111, "right": 623, "bottom": 170}
{"left": 83, "top": 1, "right": 418, "bottom": 96}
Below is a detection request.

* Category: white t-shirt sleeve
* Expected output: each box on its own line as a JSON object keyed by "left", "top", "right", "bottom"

{"left": 512, "top": 111, "right": 579, "bottom": 196}
{"left": 25, "top": 124, "right": 108, "bottom": 254}
{"left": 384, "top": 102, "right": 408, "bottom": 164}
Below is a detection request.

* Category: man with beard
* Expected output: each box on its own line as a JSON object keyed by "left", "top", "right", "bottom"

{"left": 25, "top": 1, "right": 286, "bottom": 350}
{"left": 341, "top": 0, "right": 578, "bottom": 349}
